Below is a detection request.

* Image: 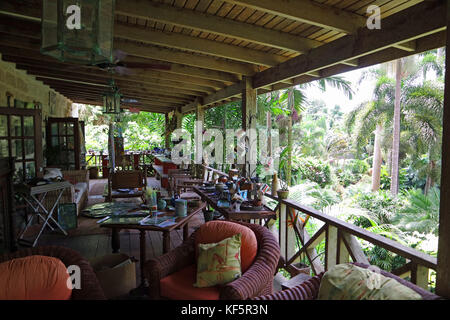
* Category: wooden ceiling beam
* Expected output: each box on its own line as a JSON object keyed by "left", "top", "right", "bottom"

{"left": 12, "top": 61, "right": 215, "bottom": 94}
{"left": 115, "top": 0, "right": 321, "bottom": 53}
{"left": 191, "top": 1, "right": 445, "bottom": 110}
{"left": 0, "top": 42, "right": 237, "bottom": 85}
{"left": 115, "top": 24, "right": 288, "bottom": 67}
{"left": 38, "top": 79, "right": 193, "bottom": 103}
{"left": 115, "top": 39, "right": 256, "bottom": 76}
{"left": 222, "top": 0, "right": 421, "bottom": 55}
{"left": 252, "top": 0, "right": 445, "bottom": 89}
{"left": 23, "top": 68, "right": 207, "bottom": 96}
{"left": 35, "top": 76, "right": 198, "bottom": 100}
{"left": 0, "top": 16, "right": 246, "bottom": 80}
{"left": 222, "top": 0, "right": 365, "bottom": 34}
{"left": 1, "top": 54, "right": 226, "bottom": 90}
{"left": 44, "top": 86, "right": 184, "bottom": 107}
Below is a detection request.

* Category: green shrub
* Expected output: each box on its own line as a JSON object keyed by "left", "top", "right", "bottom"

{"left": 352, "top": 190, "right": 400, "bottom": 226}
{"left": 335, "top": 168, "right": 361, "bottom": 187}
{"left": 348, "top": 159, "right": 369, "bottom": 175}
{"left": 293, "top": 157, "right": 332, "bottom": 187}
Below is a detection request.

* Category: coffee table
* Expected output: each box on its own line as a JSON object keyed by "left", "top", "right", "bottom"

{"left": 99, "top": 202, "right": 206, "bottom": 289}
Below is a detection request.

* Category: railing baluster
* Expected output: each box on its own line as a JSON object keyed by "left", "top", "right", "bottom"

{"left": 341, "top": 231, "right": 369, "bottom": 265}
{"left": 326, "top": 225, "right": 338, "bottom": 271}
{"left": 411, "top": 263, "right": 430, "bottom": 290}
{"left": 279, "top": 200, "right": 287, "bottom": 266}
{"left": 337, "top": 229, "right": 350, "bottom": 264}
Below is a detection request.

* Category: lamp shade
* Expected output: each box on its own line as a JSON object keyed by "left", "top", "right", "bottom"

{"left": 103, "top": 80, "right": 122, "bottom": 114}
{"left": 41, "top": 0, "right": 115, "bottom": 65}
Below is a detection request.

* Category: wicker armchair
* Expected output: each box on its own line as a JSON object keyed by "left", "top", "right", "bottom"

{"left": 0, "top": 246, "right": 106, "bottom": 300}
{"left": 252, "top": 262, "right": 442, "bottom": 300}
{"left": 144, "top": 221, "right": 280, "bottom": 300}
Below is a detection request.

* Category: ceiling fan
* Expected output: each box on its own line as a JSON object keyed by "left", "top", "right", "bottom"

{"left": 63, "top": 49, "right": 171, "bottom": 75}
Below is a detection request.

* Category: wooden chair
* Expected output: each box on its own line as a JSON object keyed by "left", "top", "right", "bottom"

{"left": 105, "top": 169, "right": 147, "bottom": 202}
{"left": 168, "top": 169, "right": 203, "bottom": 197}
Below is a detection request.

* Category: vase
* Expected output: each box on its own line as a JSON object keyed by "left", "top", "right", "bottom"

{"left": 157, "top": 199, "right": 166, "bottom": 210}
{"left": 271, "top": 173, "right": 279, "bottom": 196}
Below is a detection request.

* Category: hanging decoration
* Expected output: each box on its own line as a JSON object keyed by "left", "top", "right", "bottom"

{"left": 41, "top": 0, "right": 115, "bottom": 65}
{"left": 103, "top": 79, "right": 122, "bottom": 115}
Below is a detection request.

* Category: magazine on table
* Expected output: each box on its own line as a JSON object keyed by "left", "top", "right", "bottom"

{"left": 139, "top": 212, "right": 176, "bottom": 227}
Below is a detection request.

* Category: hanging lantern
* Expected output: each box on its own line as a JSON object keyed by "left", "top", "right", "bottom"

{"left": 41, "top": 0, "right": 115, "bottom": 65}
{"left": 103, "top": 79, "right": 122, "bottom": 114}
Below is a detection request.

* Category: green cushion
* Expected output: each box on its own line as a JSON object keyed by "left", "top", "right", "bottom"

{"left": 318, "top": 264, "right": 423, "bottom": 300}
{"left": 194, "top": 233, "right": 242, "bottom": 288}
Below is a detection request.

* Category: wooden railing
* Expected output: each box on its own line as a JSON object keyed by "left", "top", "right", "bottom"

{"left": 266, "top": 193, "right": 437, "bottom": 290}
{"left": 199, "top": 164, "right": 438, "bottom": 291}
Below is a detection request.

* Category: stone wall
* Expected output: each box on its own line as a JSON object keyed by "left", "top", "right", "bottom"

{"left": 0, "top": 53, "right": 74, "bottom": 118}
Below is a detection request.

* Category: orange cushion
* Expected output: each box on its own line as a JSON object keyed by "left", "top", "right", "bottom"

{"left": 0, "top": 255, "right": 72, "bottom": 300}
{"left": 160, "top": 265, "right": 220, "bottom": 300}
{"left": 195, "top": 221, "right": 257, "bottom": 272}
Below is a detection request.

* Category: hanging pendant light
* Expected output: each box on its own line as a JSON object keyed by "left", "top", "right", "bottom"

{"left": 103, "top": 79, "right": 122, "bottom": 114}
{"left": 41, "top": 0, "right": 115, "bottom": 65}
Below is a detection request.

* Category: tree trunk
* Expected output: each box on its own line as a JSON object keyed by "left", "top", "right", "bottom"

{"left": 391, "top": 59, "right": 402, "bottom": 196}
{"left": 267, "top": 109, "right": 272, "bottom": 157}
{"left": 424, "top": 159, "right": 436, "bottom": 196}
{"left": 372, "top": 124, "right": 383, "bottom": 192}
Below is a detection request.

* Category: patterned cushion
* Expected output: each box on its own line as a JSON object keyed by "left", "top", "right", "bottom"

{"left": 195, "top": 221, "right": 257, "bottom": 272}
{"left": 194, "top": 234, "right": 242, "bottom": 288}
{"left": 318, "top": 264, "right": 423, "bottom": 300}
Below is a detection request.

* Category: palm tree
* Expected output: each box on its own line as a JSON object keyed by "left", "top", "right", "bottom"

{"left": 346, "top": 72, "right": 395, "bottom": 192}
{"left": 391, "top": 59, "right": 402, "bottom": 196}
{"left": 402, "top": 81, "right": 444, "bottom": 194}
{"left": 348, "top": 52, "right": 444, "bottom": 194}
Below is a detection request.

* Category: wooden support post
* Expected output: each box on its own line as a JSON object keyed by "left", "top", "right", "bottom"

{"left": 326, "top": 225, "right": 338, "bottom": 271}
{"left": 195, "top": 103, "right": 205, "bottom": 169}
{"left": 241, "top": 76, "right": 257, "bottom": 177}
{"left": 165, "top": 113, "right": 170, "bottom": 149}
{"left": 175, "top": 108, "right": 183, "bottom": 130}
{"left": 436, "top": 0, "right": 450, "bottom": 299}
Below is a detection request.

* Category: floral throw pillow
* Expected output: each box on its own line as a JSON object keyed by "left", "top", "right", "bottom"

{"left": 194, "top": 233, "right": 242, "bottom": 288}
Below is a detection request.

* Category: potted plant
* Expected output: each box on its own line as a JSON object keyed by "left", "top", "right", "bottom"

{"left": 277, "top": 180, "right": 290, "bottom": 200}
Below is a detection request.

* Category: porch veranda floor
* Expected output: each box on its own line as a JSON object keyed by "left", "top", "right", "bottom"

{"left": 33, "top": 177, "right": 284, "bottom": 298}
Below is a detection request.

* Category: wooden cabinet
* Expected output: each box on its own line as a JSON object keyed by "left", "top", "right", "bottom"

{"left": 0, "top": 158, "right": 16, "bottom": 254}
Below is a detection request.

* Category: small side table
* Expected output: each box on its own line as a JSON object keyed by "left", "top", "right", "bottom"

{"left": 17, "top": 181, "right": 72, "bottom": 247}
